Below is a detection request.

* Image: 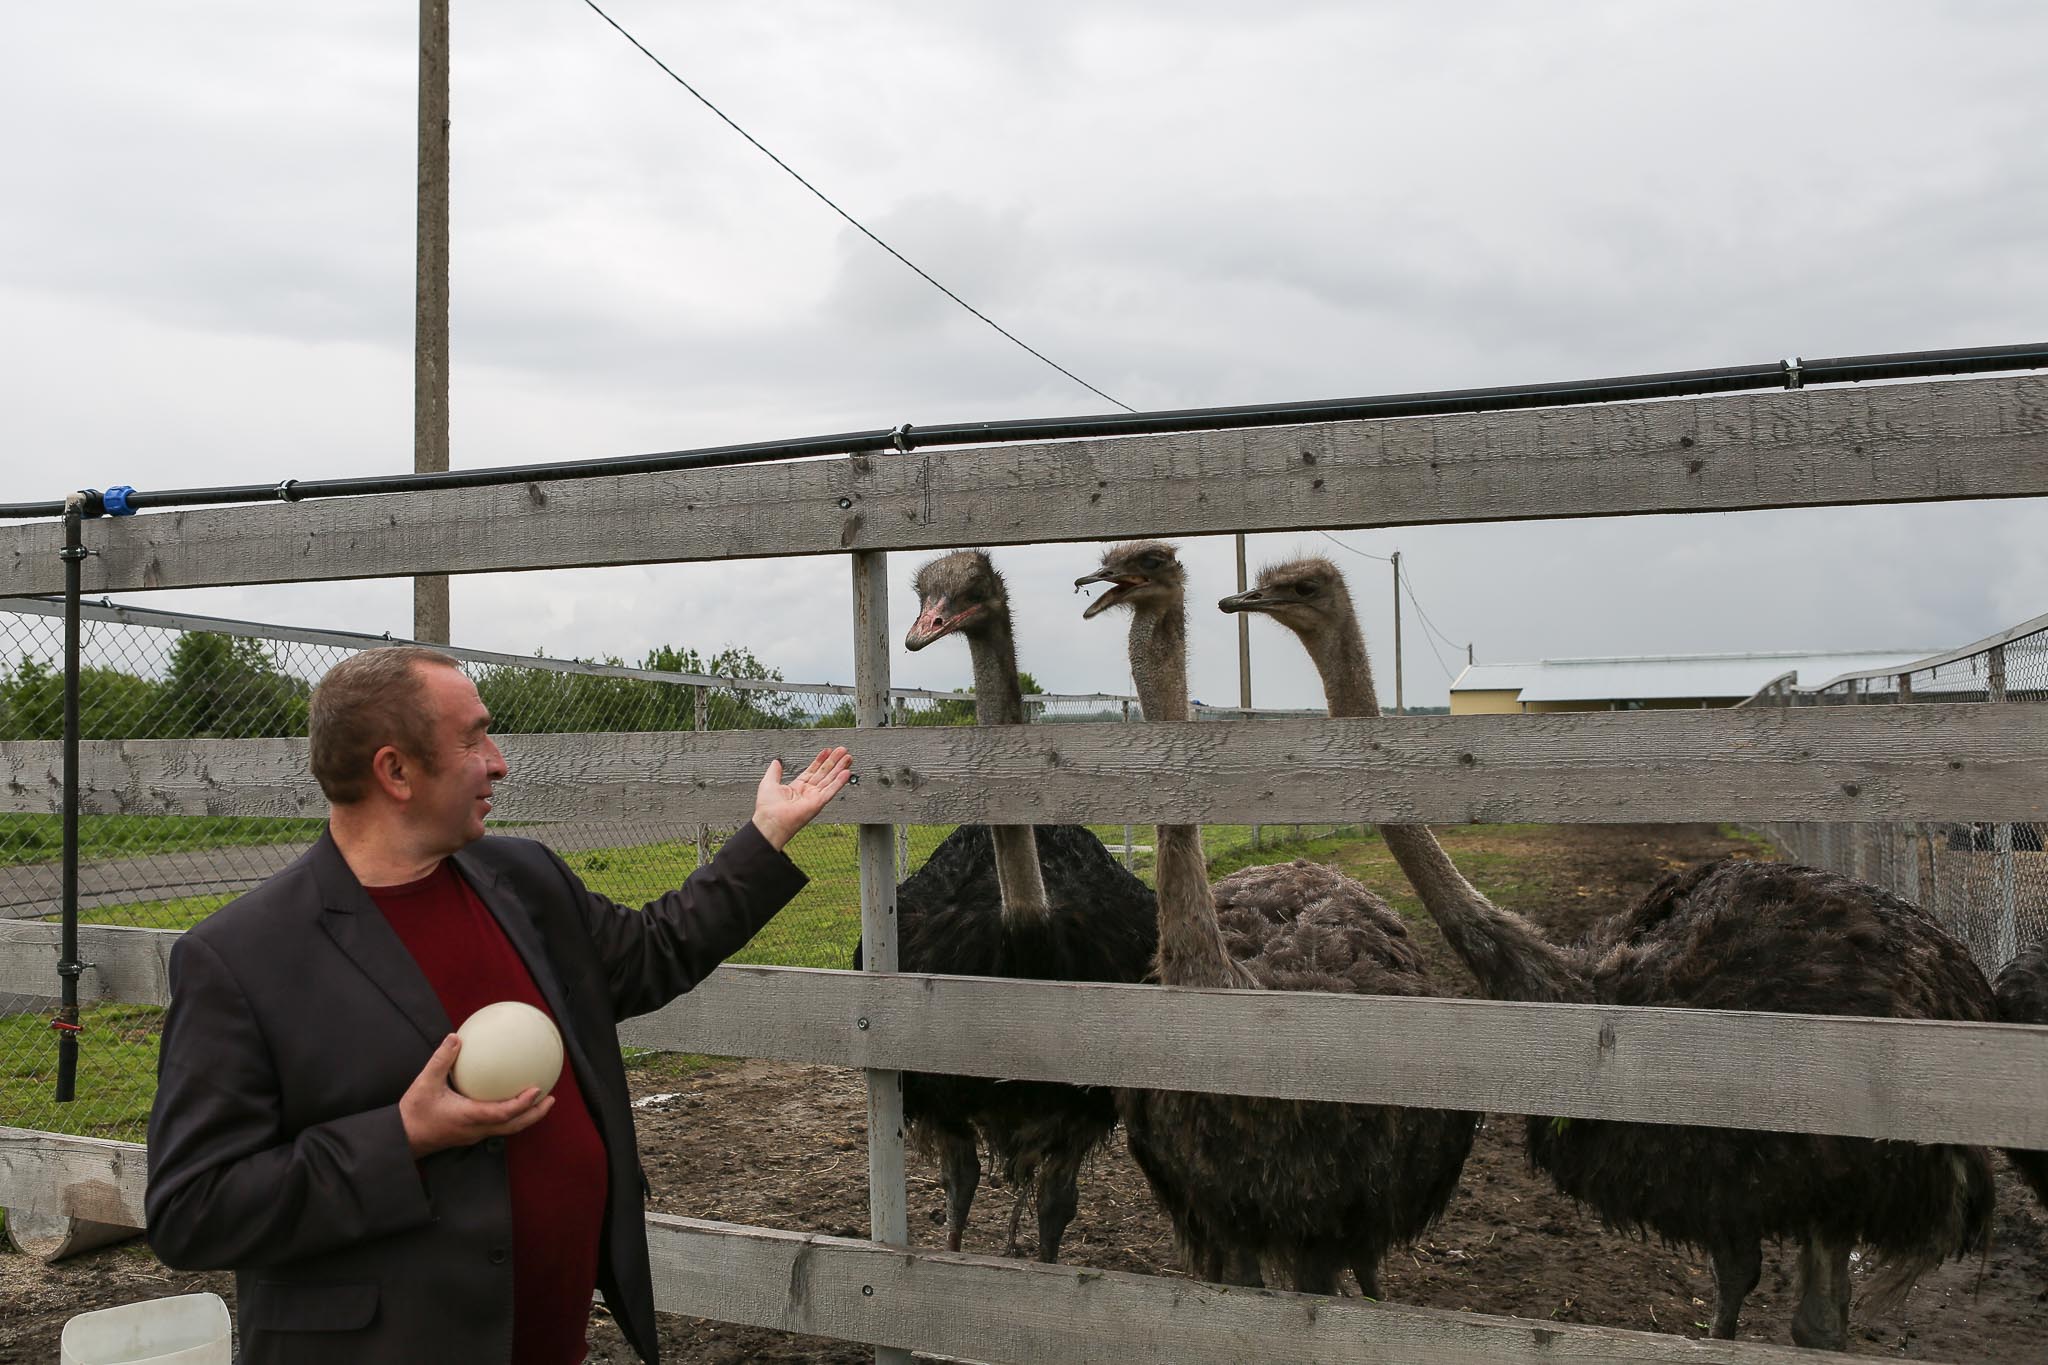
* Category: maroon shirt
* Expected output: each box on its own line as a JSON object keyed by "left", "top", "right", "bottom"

{"left": 370, "top": 862, "right": 608, "bottom": 1365}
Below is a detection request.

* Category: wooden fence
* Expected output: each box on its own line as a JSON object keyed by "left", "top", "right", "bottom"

{"left": 2, "top": 371, "right": 2046, "bottom": 1363}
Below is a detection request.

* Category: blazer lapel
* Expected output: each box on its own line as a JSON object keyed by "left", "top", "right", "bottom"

{"left": 312, "top": 831, "right": 453, "bottom": 1047}
{"left": 452, "top": 846, "right": 603, "bottom": 1093}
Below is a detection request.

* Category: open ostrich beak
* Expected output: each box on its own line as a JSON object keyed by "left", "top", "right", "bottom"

{"left": 905, "top": 597, "right": 981, "bottom": 651}
{"left": 1217, "top": 588, "right": 1272, "bottom": 615}
{"left": 1074, "top": 568, "right": 1146, "bottom": 619}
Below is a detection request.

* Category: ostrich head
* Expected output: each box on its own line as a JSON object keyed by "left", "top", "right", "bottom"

{"left": 905, "top": 549, "right": 1010, "bottom": 651}
{"left": 1217, "top": 555, "right": 1355, "bottom": 642}
{"left": 1073, "top": 540, "right": 1185, "bottom": 620}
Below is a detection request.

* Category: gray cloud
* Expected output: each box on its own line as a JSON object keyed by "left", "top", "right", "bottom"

{"left": 3, "top": 0, "right": 2043, "bottom": 712}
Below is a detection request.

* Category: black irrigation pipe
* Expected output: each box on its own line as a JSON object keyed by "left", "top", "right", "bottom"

{"left": 5, "top": 341, "right": 2044, "bottom": 522}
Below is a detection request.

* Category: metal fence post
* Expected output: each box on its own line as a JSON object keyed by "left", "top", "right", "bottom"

{"left": 851, "top": 551, "right": 913, "bottom": 1365}
{"left": 892, "top": 695, "right": 911, "bottom": 878}
{"left": 1988, "top": 644, "right": 2018, "bottom": 964}
{"left": 693, "top": 685, "right": 710, "bottom": 868}
{"left": 1120, "top": 699, "right": 1134, "bottom": 869}
{"left": 54, "top": 495, "right": 88, "bottom": 1103}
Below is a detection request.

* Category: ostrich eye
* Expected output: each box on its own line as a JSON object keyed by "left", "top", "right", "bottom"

{"left": 1294, "top": 582, "right": 1317, "bottom": 597}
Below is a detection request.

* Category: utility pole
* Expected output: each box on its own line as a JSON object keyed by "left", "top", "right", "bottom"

{"left": 1390, "top": 550, "right": 1404, "bottom": 716}
{"left": 1235, "top": 533, "right": 1252, "bottom": 712}
{"left": 414, "top": 0, "right": 451, "bottom": 644}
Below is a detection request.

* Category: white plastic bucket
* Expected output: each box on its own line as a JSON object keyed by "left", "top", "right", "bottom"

{"left": 59, "top": 1292, "right": 231, "bottom": 1365}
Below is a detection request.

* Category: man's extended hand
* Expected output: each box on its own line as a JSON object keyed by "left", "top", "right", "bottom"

{"left": 400, "top": 1034, "right": 555, "bottom": 1159}
{"left": 751, "top": 746, "right": 854, "bottom": 850}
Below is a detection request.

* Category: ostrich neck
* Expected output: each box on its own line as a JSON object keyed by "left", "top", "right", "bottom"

{"left": 1308, "top": 611, "right": 1589, "bottom": 1004}
{"left": 965, "top": 621, "right": 1050, "bottom": 921}
{"left": 1131, "top": 603, "right": 1250, "bottom": 989}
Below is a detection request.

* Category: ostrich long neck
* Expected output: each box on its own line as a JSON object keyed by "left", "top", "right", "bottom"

{"left": 966, "top": 618, "right": 1050, "bottom": 921}
{"left": 1130, "top": 603, "right": 1250, "bottom": 989}
{"left": 1304, "top": 609, "right": 1588, "bottom": 1004}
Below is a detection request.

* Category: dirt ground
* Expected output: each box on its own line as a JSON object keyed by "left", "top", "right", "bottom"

{"left": 5, "top": 824, "right": 2044, "bottom": 1362}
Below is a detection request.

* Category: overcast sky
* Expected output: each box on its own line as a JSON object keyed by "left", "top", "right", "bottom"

{"left": 4, "top": 2, "right": 2043, "bottom": 708}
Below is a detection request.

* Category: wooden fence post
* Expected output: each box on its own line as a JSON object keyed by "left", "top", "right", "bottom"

{"left": 851, "top": 551, "right": 913, "bottom": 1365}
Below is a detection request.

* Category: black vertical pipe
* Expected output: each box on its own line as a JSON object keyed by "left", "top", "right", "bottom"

{"left": 55, "top": 496, "right": 85, "bottom": 1102}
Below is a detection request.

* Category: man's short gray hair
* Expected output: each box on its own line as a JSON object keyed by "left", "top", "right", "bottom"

{"left": 309, "top": 647, "right": 463, "bottom": 804}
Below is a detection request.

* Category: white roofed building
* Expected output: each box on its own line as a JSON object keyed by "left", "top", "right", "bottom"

{"left": 1447, "top": 650, "right": 1935, "bottom": 715}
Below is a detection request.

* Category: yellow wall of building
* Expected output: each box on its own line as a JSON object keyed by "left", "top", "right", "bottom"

{"left": 1450, "top": 693, "right": 1743, "bottom": 714}
{"left": 1450, "top": 689, "right": 1525, "bottom": 715}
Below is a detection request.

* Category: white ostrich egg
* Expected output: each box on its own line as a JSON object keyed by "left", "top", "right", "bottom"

{"left": 451, "top": 1001, "right": 564, "bottom": 1102}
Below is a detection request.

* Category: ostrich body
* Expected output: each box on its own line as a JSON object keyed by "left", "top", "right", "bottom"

{"left": 859, "top": 550, "right": 1156, "bottom": 1262}
{"left": 1993, "top": 944, "right": 2048, "bottom": 1209}
{"left": 1077, "top": 541, "right": 1474, "bottom": 1295}
{"left": 1221, "top": 556, "right": 1998, "bottom": 1349}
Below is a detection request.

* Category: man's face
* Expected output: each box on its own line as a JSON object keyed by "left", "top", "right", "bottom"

{"left": 407, "top": 665, "right": 509, "bottom": 853}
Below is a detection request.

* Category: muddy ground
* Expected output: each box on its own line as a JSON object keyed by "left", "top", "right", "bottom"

{"left": 4, "top": 824, "right": 2043, "bottom": 1362}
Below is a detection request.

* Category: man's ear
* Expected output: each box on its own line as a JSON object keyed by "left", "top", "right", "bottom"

{"left": 369, "top": 745, "right": 414, "bottom": 803}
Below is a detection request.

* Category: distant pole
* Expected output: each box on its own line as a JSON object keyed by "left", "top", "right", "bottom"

{"left": 413, "top": 0, "right": 451, "bottom": 644}
{"left": 1468, "top": 642, "right": 1475, "bottom": 665}
{"left": 1390, "top": 550, "right": 1404, "bottom": 716}
{"left": 1235, "top": 533, "right": 1252, "bottom": 711}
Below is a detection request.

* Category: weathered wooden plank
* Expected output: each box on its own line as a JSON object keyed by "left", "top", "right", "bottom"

{"left": 4, "top": 375, "right": 2042, "bottom": 594}
{"left": 0, "top": 1130, "right": 1908, "bottom": 1363}
{"left": 642, "top": 1215, "right": 1871, "bottom": 1365}
{"left": 14, "top": 920, "right": 2042, "bottom": 1145}
{"left": 0, "top": 921, "right": 175, "bottom": 1007}
{"left": 0, "top": 1128, "right": 147, "bottom": 1230}
{"left": 2, "top": 704, "right": 2041, "bottom": 824}
{"left": 615, "top": 967, "right": 2048, "bottom": 1148}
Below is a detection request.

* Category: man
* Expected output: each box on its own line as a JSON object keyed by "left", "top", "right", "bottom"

{"left": 145, "top": 646, "right": 852, "bottom": 1364}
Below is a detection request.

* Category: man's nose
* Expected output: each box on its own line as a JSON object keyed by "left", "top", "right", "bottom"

{"left": 487, "top": 738, "right": 509, "bottom": 777}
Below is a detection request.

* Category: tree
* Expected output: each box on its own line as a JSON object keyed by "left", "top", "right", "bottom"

{"left": 0, "top": 656, "right": 169, "bottom": 740}
{"left": 473, "top": 643, "right": 802, "bottom": 735}
{"left": 159, "top": 634, "right": 309, "bottom": 738}
{"left": 901, "top": 670, "right": 1045, "bottom": 727}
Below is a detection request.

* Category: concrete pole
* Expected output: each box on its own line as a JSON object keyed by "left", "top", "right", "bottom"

{"left": 413, "top": 0, "right": 451, "bottom": 644}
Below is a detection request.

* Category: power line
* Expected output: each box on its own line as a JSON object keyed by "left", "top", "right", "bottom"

{"left": 1315, "top": 530, "right": 1393, "bottom": 563}
{"left": 1400, "top": 569, "right": 1465, "bottom": 655}
{"left": 580, "top": 0, "right": 1134, "bottom": 414}
{"left": 1400, "top": 575, "right": 1458, "bottom": 681}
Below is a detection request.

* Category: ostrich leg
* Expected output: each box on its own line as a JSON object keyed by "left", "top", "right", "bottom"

{"left": 939, "top": 1131, "right": 980, "bottom": 1253}
{"left": 1034, "top": 1143, "right": 1086, "bottom": 1262}
{"left": 1790, "top": 1236, "right": 1853, "bottom": 1350}
{"left": 1290, "top": 1253, "right": 1343, "bottom": 1297}
{"left": 1707, "top": 1239, "right": 1762, "bottom": 1341}
{"left": 1349, "top": 1251, "right": 1384, "bottom": 1300}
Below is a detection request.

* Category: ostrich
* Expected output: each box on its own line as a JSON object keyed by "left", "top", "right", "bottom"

{"left": 1993, "top": 944, "right": 2048, "bottom": 1209}
{"left": 1075, "top": 540, "right": 1475, "bottom": 1295}
{"left": 858, "top": 549, "right": 1157, "bottom": 1262}
{"left": 1220, "top": 555, "right": 1998, "bottom": 1349}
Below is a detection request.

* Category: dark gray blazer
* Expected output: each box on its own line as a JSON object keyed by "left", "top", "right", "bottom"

{"left": 144, "top": 823, "right": 806, "bottom": 1365}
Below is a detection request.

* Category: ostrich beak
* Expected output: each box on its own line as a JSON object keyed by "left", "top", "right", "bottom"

{"left": 1074, "top": 568, "right": 1145, "bottom": 619}
{"left": 1217, "top": 588, "right": 1270, "bottom": 614}
{"left": 905, "top": 596, "right": 982, "bottom": 651}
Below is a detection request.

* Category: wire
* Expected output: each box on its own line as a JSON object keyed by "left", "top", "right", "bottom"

{"left": 1400, "top": 570, "right": 1465, "bottom": 654}
{"left": 1400, "top": 576, "right": 1458, "bottom": 681}
{"left": 1315, "top": 530, "right": 1393, "bottom": 563}
{"left": 579, "top": 0, "right": 1134, "bottom": 414}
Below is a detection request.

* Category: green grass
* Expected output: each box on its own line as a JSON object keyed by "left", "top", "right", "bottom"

{"left": 16, "top": 821, "right": 1421, "bottom": 1141}
{"left": 0, "top": 1003, "right": 165, "bottom": 1142}
{"left": 0, "top": 813, "right": 326, "bottom": 868}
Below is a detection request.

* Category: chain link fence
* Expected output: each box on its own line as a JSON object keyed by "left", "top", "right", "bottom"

{"left": 0, "top": 596, "right": 1352, "bottom": 1141}
{"left": 1743, "top": 611, "right": 2048, "bottom": 976}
